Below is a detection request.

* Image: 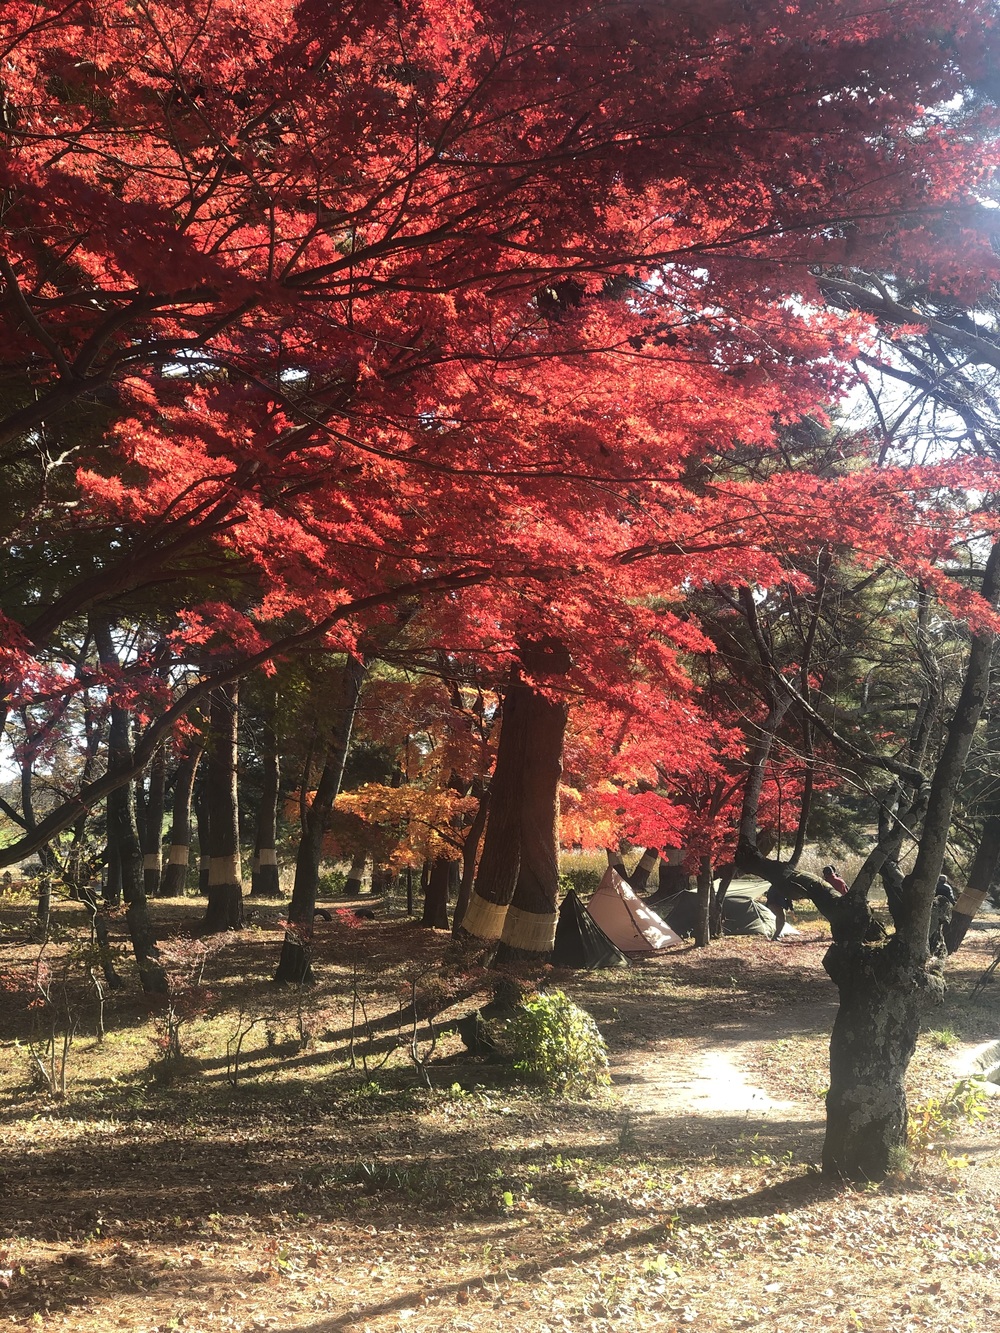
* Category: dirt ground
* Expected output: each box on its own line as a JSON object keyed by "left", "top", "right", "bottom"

{"left": 2, "top": 895, "right": 1000, "bottom": 1333}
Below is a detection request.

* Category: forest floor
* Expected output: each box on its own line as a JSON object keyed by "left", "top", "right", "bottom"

{"left": 2, "top": 892, "right": 1000, "bottom": 1333}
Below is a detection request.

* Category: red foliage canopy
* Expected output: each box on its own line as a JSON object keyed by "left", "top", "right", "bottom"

{"left": 2, "top": 0, "right": 1000, "bottom": 860}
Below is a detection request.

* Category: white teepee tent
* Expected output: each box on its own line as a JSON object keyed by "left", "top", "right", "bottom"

{"left": 586, "top": 868, "right": 680, "bottom": 953}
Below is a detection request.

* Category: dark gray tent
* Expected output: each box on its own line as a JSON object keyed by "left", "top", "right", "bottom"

{"left": 552, "top": 890, "right": 629, "bottom": 968}
{"left": 654, "top": 887, "right": 778, "bottom": 939}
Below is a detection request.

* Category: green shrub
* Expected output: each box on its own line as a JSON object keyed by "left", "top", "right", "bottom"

{"left": 509, "top": 990, "right": 610, "bottom": 1096}
{"left": 908, "top": 1078, "right": 989, "bottom": 1155}
{"left": 559, "top": 867, "right": 604, "bottom": 899}
{"left": 317, "top": 868, "right": 348, "bottom": 897}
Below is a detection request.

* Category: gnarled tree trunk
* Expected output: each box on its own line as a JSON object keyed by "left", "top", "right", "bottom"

{"left": 459, "top": 667, "right": 527, "bottom": 943}
{"left": 822, "top": 538, "right": 1000, "bottom": 1177}
{"left": 495, "top": 669, "right": 568, "bottom": 960}
{"left": 822, "top": 938, "right": 937, "bottom": 1179}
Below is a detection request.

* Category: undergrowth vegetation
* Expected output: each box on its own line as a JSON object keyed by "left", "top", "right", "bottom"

{"left": 508, "top": 990, "right": 611, "bottom": 1096}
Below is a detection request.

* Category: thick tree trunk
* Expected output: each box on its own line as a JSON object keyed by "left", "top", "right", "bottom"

{"left": 159, "top": 741, "right": 202, "bottom": 896}
{"left": 463, "top": 639, "right": 570, "bottom": 959}
{"left": 823, "top": 539, "right": 1000, "bottom": 1176}
{"left": 822, "top": 939, "right": 940, "bottom": 1179}
{"left": 275, "top": 654, "right": 365, "bottom": 985}
{"left": 606, "top": 846, "right": 628, "bottom": 876}
{"left": 461, "top": 667, "right": 527, "bottom": 941}
{"left": 496, "top": 670, "right": 568, "bottom": 960}
{"left": 422, "top": 857, "right": 451, "bottom": 929}
{"left": 35, "top": 875, "right": 50, "bottom": 932}
{"left": 250, "top": 711, "right": 281, "bottom": 897}
{"left": 630, "top": 847, "right": 660, "bottom": 891}
{"left": 202, "top": 682, "right": 244, "bottom": 933}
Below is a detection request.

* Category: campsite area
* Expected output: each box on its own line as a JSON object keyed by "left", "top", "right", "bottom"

{"left": 3, "top": 885, "right": 1000, "bottom": 1333}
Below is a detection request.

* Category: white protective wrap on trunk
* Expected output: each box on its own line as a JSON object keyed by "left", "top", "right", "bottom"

{"left": 461, "top": 892, "right": 509, "bottom": 941}
{"left": 499, "top": 904, "right": 557, "bottom": 952}
{"left": 208, "top": 855, "right": 242, "bottom": 886}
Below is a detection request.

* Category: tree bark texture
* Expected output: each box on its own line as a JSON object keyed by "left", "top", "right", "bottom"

{"left": 344, "top": 850, "right": 367, "bottom": 897}
{"left": 946, "top": 812, "right": 1000, "bottom": 953}
{"left": 422, "top": 856, "right": 452, "bottom": 929}
{"left": 195, "top": 778, "right": 211, "bottom": 895}
{"left": 92, "top": 616, "right": 167, "bottom": 993}
{"left": 202, "top": 681, "right": 244, "bottom": 933}
{"left": 656, "top": 847, "right": 690, "bottom": 898}
{"left": 103, "top": 833, "right": 122, "bottom": 908}
{"left": 275, "top": 654, "right": 365, "bottom": 985}
{"left": 35, "top": 875, "right": 50, "bottom": 932}
{"left": 159, "top": 740, "right": 202, "bottom": 896}
{"left": 452, "top": 788, "right": 489, "bottom": 933}
{"left": 250, "top": 709, "right": 281, "bottom": 897}
{"left": 629, "top": 846, "right": 660, "bottom": 891}
{"left": 464, "top": 639, "right": 570, "bottom": 958}
{"left": 821, "top": 539, "right": 1000, "bottom": 1177}
{"left": 462, "top": 669, "right": 526, "bottom": 940}
{"left": 139, "top": 744, "right": 166, "bottom": 899}
{"left": 496, "top": 678, "right": 568, "bottom": 959}
{"left": 822, "top": 938, "right": 941, "bottom": 1179}
{"left": 606, "top": 847, "right": 628, "bottom": 876}
{"left": 695, "top": 855, "right": 713, "bottom": 948}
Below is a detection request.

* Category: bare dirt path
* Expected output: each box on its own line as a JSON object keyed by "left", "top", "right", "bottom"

{"left": 625, "top": 1042, "right": 799, "bottom": 1117}
{"left": 624, "top": 991, "right": 842, "bottom": 1114}
{"left": 4, "top": 917, "right": 1000, "bottom": 1333}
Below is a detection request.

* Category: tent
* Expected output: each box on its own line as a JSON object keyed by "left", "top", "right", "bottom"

{"left": 586, "top": 868, "right": 681, "bottom": 953}
{"left": 653, "top": 887, "right": 780, "bottom": 939}
{"left": 724, "top": 889, "right": 780, "bottom": 937}
{"left": 551, "top": 890, "right": 629, "bottom": 969}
